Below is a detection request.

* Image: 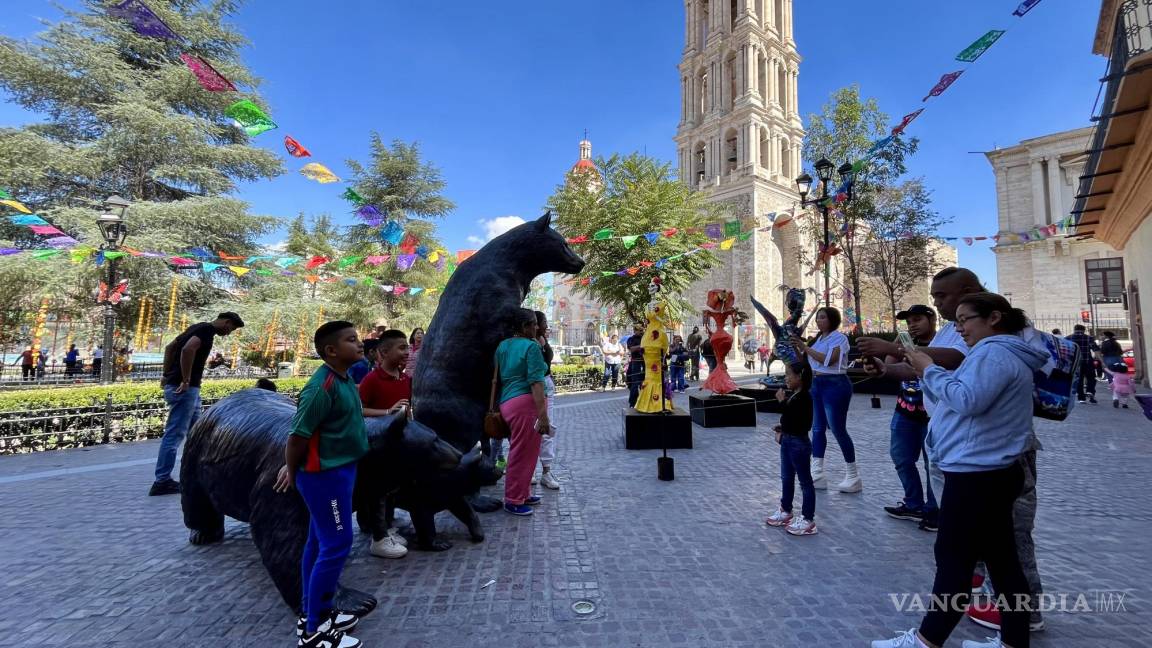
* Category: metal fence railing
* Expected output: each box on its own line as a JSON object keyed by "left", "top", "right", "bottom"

{"left": 0, "top": 363, "right": 276, "bottom": 390}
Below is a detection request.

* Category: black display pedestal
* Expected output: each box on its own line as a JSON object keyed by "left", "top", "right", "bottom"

{"left": 732, "top": 387, "right": 785, "bottom": 413}
{"left": 623, "top": 408, "right": 693, "bottom": 450}
{"left": 689, "top": 394, "right": 758, "bottom": 427}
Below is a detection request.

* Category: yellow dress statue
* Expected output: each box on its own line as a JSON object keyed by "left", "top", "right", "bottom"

{"left": 635, "top": 299, "right": 673, "bottom": 413}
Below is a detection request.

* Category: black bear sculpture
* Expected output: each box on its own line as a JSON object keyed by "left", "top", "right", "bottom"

{"left": 180, "top": 388, "right": 495, "bottom": 614}
{"left": 412, "top": 211, "right": 584, "bottom": 455}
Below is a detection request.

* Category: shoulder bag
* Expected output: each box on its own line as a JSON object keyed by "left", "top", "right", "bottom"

{"left": 484, "top": 355, "right": 511, "bottom": 439}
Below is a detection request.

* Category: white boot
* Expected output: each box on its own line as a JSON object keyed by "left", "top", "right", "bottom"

{"left": 837, "top": 462, "right": 862, "bottom": 493}
{"left": 811, "top": 457, "right": 827, "bottom": 490}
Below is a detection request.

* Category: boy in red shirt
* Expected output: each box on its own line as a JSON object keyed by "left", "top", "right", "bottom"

{"left": 359, "top": 330, "right": 411, "bottom": 417}
{"left": 357, "top": 329, "right": 411, "bottom": 559}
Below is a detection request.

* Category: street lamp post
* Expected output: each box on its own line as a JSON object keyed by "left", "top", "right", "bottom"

{"left": 796, "top": 159, "right": 856, "bottom": 307}
{"left": 97, "top": 195, "right": 130, "bottom": 384}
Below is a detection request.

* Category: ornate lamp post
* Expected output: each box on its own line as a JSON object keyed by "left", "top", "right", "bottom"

{"left": 796, "top": 159, "right": 856, "bottom": 307}
{"left": 97, "top": 195, "right": 130, "bottom": 383}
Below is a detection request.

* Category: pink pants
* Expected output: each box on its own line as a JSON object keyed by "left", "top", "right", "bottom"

{"left": 500, "top": 393, "right": 542, "bottom": 505}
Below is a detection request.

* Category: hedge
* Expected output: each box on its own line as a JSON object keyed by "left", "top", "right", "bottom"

{"left": 0, "top": 377, "right": 311, "bottom": 414}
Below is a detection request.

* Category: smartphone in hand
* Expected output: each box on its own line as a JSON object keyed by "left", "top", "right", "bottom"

{"left": 896, "top": 330, "right": 916, "bottom": 351}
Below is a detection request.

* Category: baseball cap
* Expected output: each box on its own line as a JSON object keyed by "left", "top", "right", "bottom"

{"left": 896, "top": 305, "right": 936, "bottom": 320}
{"left": 217, "top": 312, "right": 245, "bottom": 328}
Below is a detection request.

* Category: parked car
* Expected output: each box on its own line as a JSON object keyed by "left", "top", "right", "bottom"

{"left": 1124, "top": 349, "right": 1135, "bottom": 370}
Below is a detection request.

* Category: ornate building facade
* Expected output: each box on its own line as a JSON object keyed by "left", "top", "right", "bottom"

{"left": 674, "top": 0, "right": 820, "bottom": 323}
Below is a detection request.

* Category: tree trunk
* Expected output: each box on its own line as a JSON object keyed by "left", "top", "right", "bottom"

{"left": 889, "top": 293, "right": 899, "bottom": 334}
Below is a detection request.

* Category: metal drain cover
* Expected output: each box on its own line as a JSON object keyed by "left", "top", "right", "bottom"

{"left": 571, "top": 600, "right": 597, "bottom": 615}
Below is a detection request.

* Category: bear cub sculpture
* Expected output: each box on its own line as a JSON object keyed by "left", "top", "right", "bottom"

{"left": 180, "top": 388, "right": 499, "bottom": 614}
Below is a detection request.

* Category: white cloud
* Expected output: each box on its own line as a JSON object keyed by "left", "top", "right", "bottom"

{"left": 478, "top": 216, "right": 525, "bottom": 242}
{"left": 265, "top": 240, "right": 288, "bottom": 253}
{"left": 466, "top": 235, "right": 485, "bottom": 245}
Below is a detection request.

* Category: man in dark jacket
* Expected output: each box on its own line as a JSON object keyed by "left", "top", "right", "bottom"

{"left": 1065, "top": 325, "right": 1099, "bottom": 403}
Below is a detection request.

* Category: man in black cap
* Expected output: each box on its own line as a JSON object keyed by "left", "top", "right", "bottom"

{"left": 149, "top": 312, "right": 244, "bottom": 495}
{"left": 877, "top": 305, "right": 940, "bottom": 531}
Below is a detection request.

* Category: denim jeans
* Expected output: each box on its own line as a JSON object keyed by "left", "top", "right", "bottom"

{"left": 154, "top": 384, "right": 201, "bottom": 482}
{"left": 669, "top": 365, "right": 686, "bottom": 391}
{"left": 1075, "top": 365, "right": 1097, "bottom": 399}
{"left": 626, "top": 360, "right": 644, "bottom": 408}
{"left": 603, "top": 363, "right": 620, "bottom": 388}
{"left": 890, "top": 411, "right": 937, "bottom": 514}
{"left": 780, "top": 435, "right": 816, "bottom": 520}
{"left": 1101, "top": 355, "right": 1122, "bottom": 382}
{"left": 810, "top": 374, "right": 856, "bottom": 463}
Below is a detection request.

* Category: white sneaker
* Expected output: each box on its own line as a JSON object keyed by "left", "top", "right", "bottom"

{"left": 370, "top": 534, "right": 408, "bottom": 558}
{"left": 540, "top": 471, "right": 560, "bottom": 490}
{"left": 785, "top": 516, "right": 817, "bottom": 536}
{"left": 765, "top": 508, "right": 793, "bottom": 527}
{"left": 531, "top": 473, "right": 540, "bottom": 485}
{"left": 871, "top": 629, "right": 928, "bottom": 648}
{"left": 387, "top": 526, "right": 408, "bottom": 547}
{"left": 962, "top": 635, "right": 1003, "bottom": 648}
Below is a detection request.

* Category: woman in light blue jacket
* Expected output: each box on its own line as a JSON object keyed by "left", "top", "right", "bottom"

{"left": 873, "top": 292, "right": 1047, "bottom": 648}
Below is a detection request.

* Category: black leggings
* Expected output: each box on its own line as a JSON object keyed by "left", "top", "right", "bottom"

{"left": 920, "top": 463, "right": 1031, "bottom": 648}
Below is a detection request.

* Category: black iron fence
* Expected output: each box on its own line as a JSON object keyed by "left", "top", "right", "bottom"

{"left": 0, "top": 363, "right": 275, "bottom": 390}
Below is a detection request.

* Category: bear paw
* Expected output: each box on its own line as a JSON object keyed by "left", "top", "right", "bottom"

{"left": 188, "top": 527, "right": 225, "bottom": 545}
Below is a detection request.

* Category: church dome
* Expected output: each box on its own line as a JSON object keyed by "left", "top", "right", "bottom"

{"left": 571, "top": 158, "right": 597, "bottom": 173}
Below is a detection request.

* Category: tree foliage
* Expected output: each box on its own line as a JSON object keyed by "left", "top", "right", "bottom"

{"left": 548, "top": 153, "right": 723, "bottom": 324}
{"left": 858, "top": 179, "right": 949, "bottom": 330}
{"left": 0, "top": 0, "right": 283, "bottom": 347}
{"left": 799, "top": 85, "right": 921, "bottom": 327}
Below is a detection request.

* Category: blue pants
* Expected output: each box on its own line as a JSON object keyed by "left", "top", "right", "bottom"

{"left": 810, "top": 375, "right": 856, "bottom": 463}
{"left": 626, "top": 360, "right": 644, "bottom": 408}
{"left": 890, "top": 411, "right": 937, "bottom": 515}
{"left": 780, "top": 435, "right": 816, "bottom": 520}
{"left": 1102, "top": 355, "right": 1122, "bottom": 382}
{"left": 154, "top": 385, "right": 201, "bottom": 482}
{"left": 297, "top": 462, "right": 357, "bottom": 633}
{"left": 603, "top": 363, "right": 619, "bottom": 388}
{"left": 670, "top": 365, "right": 686, "bottom": 391}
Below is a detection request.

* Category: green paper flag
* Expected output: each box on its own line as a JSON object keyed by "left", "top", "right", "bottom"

{"left": 255, "top": 269, "right": 275, "bottom": 276}
{"left": 737, "top": 231, "right": 753, "bottom": 242}
{"left": 956, "top": 30, "right": 1006, "bottom": 63}
{"left": 724, "top": 220, "right": 741, "bottom": 237}
{"left": 0, "top": 189, "right": 10, "bottom": 200}
{"left": 225, "top": 99, "right": 277, "bottom": 136}
{"left": 621, "top": 235, "right": 640, "bottom": 249}
{"left": 342, "top": 188, "right": 365, "bottom": 205}
{"left": 32, "top": 249, "right": 61, "bottom": 259}
{"left": 337, "top": 255, "right": 364, "bottom": 269}
{"left": 593, "top": 228, "right": 614, "bottom": 240}
{"left": 103, "top": 251, "right": 127, "bottom": 260}
{"left": 601, "top": 271, "right": 616, "bottom": 277}
{"left": 850, "top": 159, "right": 868, "bottom": 173}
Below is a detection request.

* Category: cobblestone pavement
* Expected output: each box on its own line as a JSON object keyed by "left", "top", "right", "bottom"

{"left": 1, "top": 373, "right": 1150, "bottom": 647}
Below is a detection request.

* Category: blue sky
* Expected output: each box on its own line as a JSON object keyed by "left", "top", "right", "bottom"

{"left": 0, "top": 0, "right": 1105, "bottom": 290}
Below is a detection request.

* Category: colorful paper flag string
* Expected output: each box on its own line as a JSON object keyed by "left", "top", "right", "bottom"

{"left": 179, "top": 53, "right": 236, "bottom": 91}
{"left": 1012, "top": 0, "right": 1043, "bottom": 17}
{"left": 300, "top": 163, "right": 340, "bottom": 184}
{"left": 956, "top": 30, "right": 1006, "bottom": 62}
{"left": 342, "top": 188, "right": 365, "bottom": 205}
{"left": 891, "top": 109, "right": 924, "bottom": 136}
{"left": 0, "top": 199, "right": 32, "bottom": 214}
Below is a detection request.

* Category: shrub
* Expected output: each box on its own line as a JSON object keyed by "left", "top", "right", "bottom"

{"left": 0, "top": 377, "right": 311, "bottom": 413}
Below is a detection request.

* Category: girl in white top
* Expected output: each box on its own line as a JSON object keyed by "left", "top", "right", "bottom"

{"left": 792, "top": 307, "right": 861, "bottom": 493}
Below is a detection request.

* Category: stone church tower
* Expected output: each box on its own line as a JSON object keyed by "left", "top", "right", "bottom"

{"left": 674, "top": 0, "right": 816, "bottom": 323}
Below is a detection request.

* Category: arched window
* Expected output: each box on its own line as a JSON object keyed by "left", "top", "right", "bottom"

{"left": 777, "top": 66, "right": 788, "bottom": 112}
{"left": 730, "top": 0, "right": 738, "bottom": 30}
{"left": 699, "top": 0, "right": 710, "bottom": 46}
{"left": 726, "top": 54, "right": 737, "bottom": 109}
{"left": 694, "top": 143, "right": 707, "bottom": 183}
{"left": 757, "top": 53, "right": 767, "bottom": 98}
{"left": 774, "top": 0, "right": 783, "bottom": 30}
{"left": 697, "top": 68, "right": 708, "bottom": 117}
{"left": 724, "top": 129, "right": 738, "bottom": 175}
{"left": 759, "top": 127, "right": 771, "bottom": 170}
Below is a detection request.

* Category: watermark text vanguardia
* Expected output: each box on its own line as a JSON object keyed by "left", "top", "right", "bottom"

{"left": 888, "top": 591, "right": 1130, "bottom": 614}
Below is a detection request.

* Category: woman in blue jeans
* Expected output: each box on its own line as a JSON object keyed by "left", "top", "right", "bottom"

{"left": 792, "top": 307, "right": 860, "bottom": 493}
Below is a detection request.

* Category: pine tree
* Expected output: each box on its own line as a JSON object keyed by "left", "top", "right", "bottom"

{"left": 0, "top": 0, "right": 283, "bottom": 344}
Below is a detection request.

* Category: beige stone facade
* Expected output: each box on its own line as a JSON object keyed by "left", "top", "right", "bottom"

{"left": 673, "top": 0, "right": 822, "bottom": 330}
{"left": 986, "top": 127, "right": 1130, "bottom": 331}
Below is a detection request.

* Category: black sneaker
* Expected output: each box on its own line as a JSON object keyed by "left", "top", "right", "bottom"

{"left": 298, "top": 617, "right": 361, "bottom": 648}
{"left": 1090, "top": 396, "right": 1098, "bottom": 404}
{"left": 148, "top": 479, "right": 180, "bottom": 496}
{"left": 297, "top": 612, "right": 359, "bottom": 637}
{"left": 918, "top": 516, "right": 939, "bottom": 532}
{"left": 884, "top": 503, "right": 923, "bottom": 521}
{"left": 1114, "top": 400, "right": 1120, "bottom": 408}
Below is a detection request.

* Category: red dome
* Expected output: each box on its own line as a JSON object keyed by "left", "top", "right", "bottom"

{"left": 571, "top": 158, "right": 597, "bottom": 172}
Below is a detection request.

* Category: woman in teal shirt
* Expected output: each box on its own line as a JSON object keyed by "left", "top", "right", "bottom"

{"left": 495, "top": 308, "right": 551, "bottom": 516}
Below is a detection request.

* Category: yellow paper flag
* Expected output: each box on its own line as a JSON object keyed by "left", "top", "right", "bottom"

{"left": 229, "top": 266, "right": 251, "bottom": 276}
{"left": 300, "top": 163, "right": 340, "bottom": 184}
{"left": 720, "top": 237, "right": 736, "bottom": 250}
{"left": 0, "top": 199, "right": 32, "bottom": 214}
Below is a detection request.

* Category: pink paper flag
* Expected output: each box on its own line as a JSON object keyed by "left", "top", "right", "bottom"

{"left": 29, "top": 225, "right": 64, "bottom": 235}
{"left": 364, "top": 255, "right": 390, "bottom": 266}
{"left": 393, "top": 285, "right": 409, "bottom": 295}
{"left": 180, "top": 54, "right": 236, "bottom": 92}
{"left": 923, "top": 71, "right": 964, "bottom": 102}
{"left": 963, "top": 237, "right": 973, "bottom": 246}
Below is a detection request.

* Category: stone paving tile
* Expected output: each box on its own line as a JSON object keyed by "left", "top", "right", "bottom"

{"left": 1, "top": 379, "right": 1150, "bottom": 646}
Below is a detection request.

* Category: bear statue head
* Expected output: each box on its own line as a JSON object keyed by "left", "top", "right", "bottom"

{"left": 487, "top": 212, "right": 585, "bottom": 278}
{"left": 364, "top": 415, "right": 463, "bottom": 480}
